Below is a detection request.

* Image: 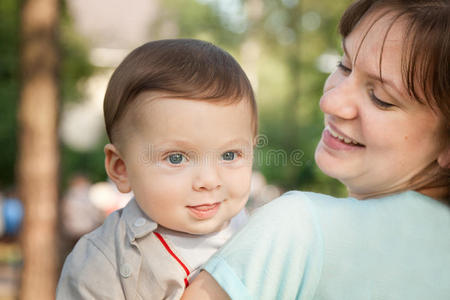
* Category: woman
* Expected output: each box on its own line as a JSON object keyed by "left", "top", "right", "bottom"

{"left": 182, "top": 0, "right": 450, "bottom": 299}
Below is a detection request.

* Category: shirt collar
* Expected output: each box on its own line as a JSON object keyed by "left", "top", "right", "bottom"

{"left": 121, "top": 198, "right": 157, "bottom": 242}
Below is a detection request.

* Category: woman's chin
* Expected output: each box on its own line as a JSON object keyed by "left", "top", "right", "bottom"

{"left": 315, "top": 143, "right": 364, "bottom": 190}
{"left": 315, "top": 143, "right": 346, "bottom": 179}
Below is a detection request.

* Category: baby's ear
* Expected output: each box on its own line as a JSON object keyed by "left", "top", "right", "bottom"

{"left": 437, "top": 146, "right": 450, "bottom": 169}
{"left": 104, "top": 144, "right": 132, "bottom": 193}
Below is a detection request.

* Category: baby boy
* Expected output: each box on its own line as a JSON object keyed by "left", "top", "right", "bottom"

{"left": 56, "top": 39, "right": 257, "bottom": 299}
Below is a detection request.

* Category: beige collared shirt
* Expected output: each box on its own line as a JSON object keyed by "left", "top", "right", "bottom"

{"left": 56, "top": 198, "right": 247, "bottom": 300}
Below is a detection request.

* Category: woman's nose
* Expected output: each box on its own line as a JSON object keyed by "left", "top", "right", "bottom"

{"left": 192, "top": 162, "right": 222, "bottom": 192}
{"left": 319, "top": 73, "right": 359, "bottom": 120}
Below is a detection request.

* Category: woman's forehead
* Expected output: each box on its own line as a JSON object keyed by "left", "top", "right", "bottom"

{"left": 344, "top": 10, "right": 409, "bottom": 97}
{"left": 347, "top": 9, "right": 406, "bottom": 60}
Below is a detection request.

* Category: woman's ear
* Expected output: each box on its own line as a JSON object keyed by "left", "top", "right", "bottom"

{"left": 104, "top": 144, "right": 132, "bottom": 193}
{"left": 437, "top": 146, "right": 450, "bottom": 169}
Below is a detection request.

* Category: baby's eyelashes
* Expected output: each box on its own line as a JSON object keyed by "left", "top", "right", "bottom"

{"left": 166, "top": 153, "right": 187, "bottom": 165}
{"left": 221, "top": 150, "right": 243, "bottom": 161}
{"left": 161, "top": 149, "right": 246, "bottom": 167}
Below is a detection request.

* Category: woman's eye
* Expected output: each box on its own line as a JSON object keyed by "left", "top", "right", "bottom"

{"left": 369, "top": 90, "right": 394, "bottom": 109}
{"left": 222, "top": 151, "right": 237, "bottom": 161}
{"left": 337, "top": 61, "right": 351, "bottom": 74}
{"left": 166, "top": 153, "right": 186, "bottom": 165}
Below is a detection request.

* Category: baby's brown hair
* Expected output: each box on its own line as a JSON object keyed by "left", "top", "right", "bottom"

{"left": 103, "top": 39, "right": 257, "bottom": 144}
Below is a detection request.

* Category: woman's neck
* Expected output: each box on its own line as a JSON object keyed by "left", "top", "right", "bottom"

{"left": 416, "top": 186, "right": 449, "bottom": 204}
{"left": 349, "top": 187, "right": 449, "bottom": 205}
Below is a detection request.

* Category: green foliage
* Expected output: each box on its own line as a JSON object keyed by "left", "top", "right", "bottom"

{"left": 0, "top": 0, "right": 20, "bottom": 188}
{"left": 58, "top": 2, "right": 102, "bottom": 188}
{"left": 153, "top": 0, "right": 247, "bottom": 48}
{"left": 0, "top": 0, "right": 95, "bottom": 189}
{"left": 157, "top": 0, "right": 351, "bottom": 196}
{"left": 60, "top": 138, "right": 108, "bottom": 189}
{"left": 0, "top": 0, "right": 352, "bottom": 196}
{"left": 60, "top": 4, "right": 95, "bottom": 104}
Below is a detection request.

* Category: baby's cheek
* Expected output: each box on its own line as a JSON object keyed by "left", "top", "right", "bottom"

{"left": 134, "top": 179, "right": 183, "bottom": 214}
{"left": 224, "top": 167, "right": 252, "bottom": 198}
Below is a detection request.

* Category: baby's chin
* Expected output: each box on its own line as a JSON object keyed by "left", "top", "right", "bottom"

{"left": 180, "top": 220, "right": 230, "bottom": 235}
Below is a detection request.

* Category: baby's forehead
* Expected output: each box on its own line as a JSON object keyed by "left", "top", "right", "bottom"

{"left": 113, "top": 92, "right": 255, "bottom": 144}
{"left": 129, "top": 91, "right": 256, "bottom": 125}
{"left": 132, "top": 90, "right": 252, "bottom": 108}
{"left": 114, "top": 94, "right": 255, "bottom": 153}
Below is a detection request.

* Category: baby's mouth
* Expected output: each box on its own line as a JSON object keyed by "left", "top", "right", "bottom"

{"left": 188, "top": 203, "right": 220, "bottom": 211}
{"left": 186, "top": 202, "right": 221, "bottom": 219}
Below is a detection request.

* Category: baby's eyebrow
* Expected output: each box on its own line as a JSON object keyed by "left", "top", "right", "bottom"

{"left": 153, "top": 137, "right": 252, "bottom": 151}
{"left": 220, "top": 138, "right": 253, "bottom": 148}
{"left": 154, "top": 139, "right": 196, "bottom": 150}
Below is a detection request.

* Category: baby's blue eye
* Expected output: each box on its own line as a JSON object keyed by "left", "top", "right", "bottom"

{"left": 167, "top": 153, "right": 185, "bottom": 164}
{"left": 222, "top": 151, "right": 236, "bottom": 161}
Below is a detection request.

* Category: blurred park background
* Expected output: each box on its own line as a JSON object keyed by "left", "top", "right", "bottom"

{"left": 0, "top": 0, "right": 350, "bottom": 298}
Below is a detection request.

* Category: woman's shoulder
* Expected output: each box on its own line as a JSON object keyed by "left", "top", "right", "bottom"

{"left": 270, "top": 190, "right": 357, "bottom": 205}
{"left": 273, "top": 189, "right": 448, "bottom": 211}
{"left": 264, "top": 190, "right": 449, "bottom": 233}
{"left": 236, "top": 191, "right": 327, "bottom": 251}
{"left": 263, "top": 190, "right": 354, "bottom": 214}
{"left": 250, "top": 190, "right": 346, "bottom": 227}
{"left": 253, "top": 190, "right": 321, "bottom": 221}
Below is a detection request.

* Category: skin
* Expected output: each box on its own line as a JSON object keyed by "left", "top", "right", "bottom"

{"left": 105, "top": 94, "right": 255, "bottom": 235}
{"left": 182, "top": 9, "right": 450, "bottom": 299}
{"left": 314, "top": 10, "right": 449, "bottom": 199}
{"left": 182, "top": 272, "right": 229, "bottom": 299}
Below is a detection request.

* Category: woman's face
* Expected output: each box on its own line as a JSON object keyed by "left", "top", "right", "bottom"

{"left": 314, "top": 10, "right": 448, "bottom": 199}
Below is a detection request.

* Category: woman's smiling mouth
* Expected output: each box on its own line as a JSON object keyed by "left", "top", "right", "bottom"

{"left": 322, "top": 125, "right": 365, "bottom": 151}
{"left": 327, "top": 126, "right": 363, "bottom": 146}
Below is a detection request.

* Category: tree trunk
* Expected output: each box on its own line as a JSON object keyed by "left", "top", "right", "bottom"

{"left": 18, "top": 0, "right": 60, "bottom": 299}
{"left": 241, "top": 0, "right": 263, "bottom": 91}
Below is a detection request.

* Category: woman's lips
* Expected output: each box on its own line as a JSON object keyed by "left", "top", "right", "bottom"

{"left": 187, "top": 202, "right": 221, "bottom": 219}
{"left": 322, "top": 128, "right": 365, "bottom": 151}
{"left": 327, "top": 125, "right": 363, "bottom": 145}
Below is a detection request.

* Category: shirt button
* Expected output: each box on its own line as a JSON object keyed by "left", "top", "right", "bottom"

{"left": 120, "top": 263, "right": 132, "bottom": 278}
{"left": 134, "top": 218, "right": 146, "bottom": 227}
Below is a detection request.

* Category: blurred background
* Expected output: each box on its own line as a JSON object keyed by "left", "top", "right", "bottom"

{"left": 1, "top": 0, "right": 350, "bottom": 298}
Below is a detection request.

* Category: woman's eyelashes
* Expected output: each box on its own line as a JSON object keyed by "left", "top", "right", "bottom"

{"left": 368, "top": 90, "right": 394, "bottom": 109}
{"left": 337, "top": 61, "right": 395, "bottom": 109}
{"left": 337, "top": 61, "right": 351, "bottom": 74}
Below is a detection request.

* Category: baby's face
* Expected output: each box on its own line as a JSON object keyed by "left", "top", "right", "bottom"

{"left": 121, "top": 96, "right": 254, "bottom": 234}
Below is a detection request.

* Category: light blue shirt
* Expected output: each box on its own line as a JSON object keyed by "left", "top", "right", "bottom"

{"left": 204, "top": 191, "right": 450, "bottom": 300}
